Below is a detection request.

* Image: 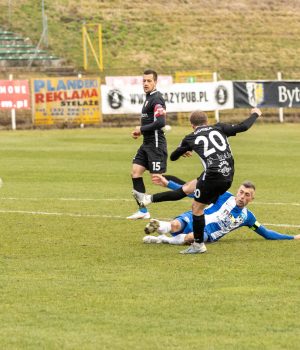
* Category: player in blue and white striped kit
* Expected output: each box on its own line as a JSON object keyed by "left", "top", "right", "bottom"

{"left": 143, "top": 176, "right": 300, "bottom": 244}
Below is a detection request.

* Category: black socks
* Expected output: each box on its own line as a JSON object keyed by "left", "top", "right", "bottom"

{"left": 152, "top": 188, "right": 187, "bottom": 203}
{"left": 193, "top": 214, "right": 205, "bottom": 244}
{"left": 132, "top": 177, "right": 145, "bottom": 193}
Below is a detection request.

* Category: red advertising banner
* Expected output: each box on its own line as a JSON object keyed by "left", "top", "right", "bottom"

{"left": 0, "top": 80, "right": 31, "bottom": 109}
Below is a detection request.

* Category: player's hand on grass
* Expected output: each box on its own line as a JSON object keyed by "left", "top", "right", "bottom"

{"left": 294, "top": 234, "right": 300, "bottom": 240}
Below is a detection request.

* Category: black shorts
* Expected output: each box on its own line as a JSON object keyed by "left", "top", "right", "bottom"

{"left": 133, "top": 143, "right": 167, "bottom": 173}
{"left": 194, "top": 177, "right": 232, "bottom": 204}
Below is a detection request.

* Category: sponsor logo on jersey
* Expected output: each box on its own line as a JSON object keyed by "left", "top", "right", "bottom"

{"left": 216, "top": 152, "right": 232, "bottom": 161}
{"left": 218, "top": 160, "right": 231, "bottom": 177}
{"left": 217, "top": 210, "right": 246, "bottom": 234}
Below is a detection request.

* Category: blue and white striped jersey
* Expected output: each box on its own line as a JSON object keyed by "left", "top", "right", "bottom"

{"left": 174, "top": 191, "right": 255, "bottom": 242}
{"left": 204, "top": 192, "right": 256, "bottom": 241}
{"left": 169, "top": 180, "right": 294, "bottom": 241}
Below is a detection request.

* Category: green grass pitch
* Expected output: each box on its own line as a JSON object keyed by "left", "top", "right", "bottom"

{"left": 0, "top": 124, "right": 299, "bottom": 349}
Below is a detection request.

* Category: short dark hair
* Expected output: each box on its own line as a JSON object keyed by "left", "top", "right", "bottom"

{"left": 241, "top": 181, "right": 256, "bottom": 191}
{"left": 189, "top": 110, "right": 208, "bottom": 126}
{"left": 143, "top": 69, "right": 158, "bottom": 81}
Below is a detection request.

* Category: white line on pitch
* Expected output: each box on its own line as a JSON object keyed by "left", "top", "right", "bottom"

{"left": 0, "top": 209, "right": 123, "bottom": 219}
{"left": 253, "top": 202, "right": 300, "bottom": 206}
{"left": 0, "top": 197, "right": 133, "bottom": 202}
{"left": 0, "top": 197, "right": 299, "bottom": 206}
{"left": 0, "top": 209, "right": 299, "bottom": 228}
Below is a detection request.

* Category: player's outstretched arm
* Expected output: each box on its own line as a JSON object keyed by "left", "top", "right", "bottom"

{"left": 151, "top": 174, "right": 169, "bottom": 187}
{"left": 164, "top": 175, "right": 186, "bottom": 185}
{"left": 254, "top": 224, "right": 296, "bottom": 240}
{"left": 236, "top": 108, "right": 262, "bottom": 131}
{"left": 151, "top": 174, "right": 195, "bottom": 198}
{"left": 222, "top": 108, "right": 262, "bottom": 136}
{"left": 251, "top": 107, "right": 262, "bottom": 116}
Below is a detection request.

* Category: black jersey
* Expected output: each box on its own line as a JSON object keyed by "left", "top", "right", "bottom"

{"left": 170, "top": 113, "right": 260, "bottom": 181}
{"left": 140, "top": 90, "right": 166, "bottom": 147}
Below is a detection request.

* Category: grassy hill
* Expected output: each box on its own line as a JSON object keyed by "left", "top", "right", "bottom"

{"left": 0, "top": 0, "right": 300, "bottom": 79}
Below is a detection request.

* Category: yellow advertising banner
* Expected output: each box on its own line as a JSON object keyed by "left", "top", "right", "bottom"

{"left": 32, "top": 77, "right": 102, "bottom": 125}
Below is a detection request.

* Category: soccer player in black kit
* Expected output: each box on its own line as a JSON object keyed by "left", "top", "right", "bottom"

{"left": 133, "top": 107, "right": 262, "bottom": 254}
{"left": 127, "top": 69, "right": 167, "bottom": 220}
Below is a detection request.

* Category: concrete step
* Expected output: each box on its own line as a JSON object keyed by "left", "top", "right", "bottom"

{"left": 0, "top": 39, "right": 27, "bottom": 45}
{"left": 0, "top": 31, "right": 14, "bottom": 36}
{"left": 0, "top": 57, "right": 63, "bottom": 67}
{"left": 0, "top": 49, "right": 47, "bottom": 55}
{"left": 0, "top": 44, "right": 35, "bottom": 49}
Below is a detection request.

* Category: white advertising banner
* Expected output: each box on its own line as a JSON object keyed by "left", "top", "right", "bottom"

{"left": 105, "top": 75, "right": 173, "bottom": 87}
{"left": 101, "top": 81, "right": 233, "bottom": 114}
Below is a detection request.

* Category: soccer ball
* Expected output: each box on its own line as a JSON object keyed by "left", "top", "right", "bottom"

{"left": 164, "top": 125, "right": 172, "bottom": 131}
{"left": 0, "top": 178, "right": 3, "bottom": 188}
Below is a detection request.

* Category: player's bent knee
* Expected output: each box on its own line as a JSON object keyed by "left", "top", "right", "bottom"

{"left": 131, "top": 164, "right": 145, "bottom": 178}
{"left": 182, "top": 180, "right": 196, "bottom": 194}
{"left": 171, "top": 220, "right": 181, "bottom": 232}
